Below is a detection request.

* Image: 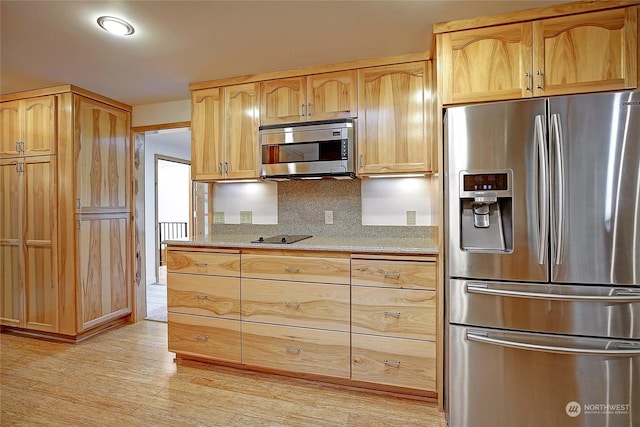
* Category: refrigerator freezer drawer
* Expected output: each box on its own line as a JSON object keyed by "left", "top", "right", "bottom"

{"left": 448, "top": 279, "right": 640, "bottom": 339}
{"left": 448, "top": 325, "right": 640, "bottom": 427}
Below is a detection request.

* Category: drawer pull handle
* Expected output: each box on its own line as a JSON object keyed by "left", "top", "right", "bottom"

{"left": 383, "top": 310, "right": 401, "bottom": 318}
{"left": 384, "top": 359, "right": 401, "bottom": 367}
{"left": 195, "top": 261, "right": 208, "bottom": 267}
{"left": 285, "top": 346, "right": 301, "bottom": 354}
{"left": 383, "top": 272, "right": 401, "bottom": 279}
{"left": 285, "top": 266, "right": 300, "bottom": 273}
{"left": 195, "top": 334, "right": 209, "bottom": 341}
{"left": 285, "top": 302, "right": 301, "bottom": 308}
{"left": 194, "top": 293, "right": 208, "bottom": 299}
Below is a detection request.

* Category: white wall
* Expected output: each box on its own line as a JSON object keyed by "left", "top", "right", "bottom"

{"left": 213, "top": 182, "right": 278, "bottom": 224}
{"left": 144, "top": 129, "right": 191, "bottom": 284}
{"left": 132, "top": 99, "right": 191, "bottom": 127}
{"left": 158, "top": 160, "right": 191, "bottom": 224}
{"left": 361, "top": 176, "right": 436, "bottom": 225}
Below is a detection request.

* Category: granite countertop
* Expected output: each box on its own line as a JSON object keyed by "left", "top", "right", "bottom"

{"left": 165, "top": 234, "right": 439, "bottom": 255}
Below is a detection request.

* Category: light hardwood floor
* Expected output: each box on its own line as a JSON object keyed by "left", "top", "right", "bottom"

{"left": 0, "top": 320, "right": 446, "bottom": 426}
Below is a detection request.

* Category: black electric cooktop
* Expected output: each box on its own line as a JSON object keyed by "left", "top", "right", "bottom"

{"left": 251, "top": 234, "right": 312, "bottom": 244}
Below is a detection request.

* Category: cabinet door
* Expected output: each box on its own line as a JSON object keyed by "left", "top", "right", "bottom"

{"left": 191, "top": 88, "right": 224, "bottom": 181}
{"left": 307, "top": 70, "right": 357, "bottom": 120}
{"left": 23, "top": 156, "right": 58, "bottom": 332}
{"left": 351, "top": 334, "right": 436, "bottom": 391}
{"left": 242, "top": 322, "right": 351, "bottom": 378}
{"left": 0, "top": 159, "right": 23, "bottom": 326}
{"left": 241, "top": 254, "right": 351, "bottom": 285}
{"left": 23, "top": 96, "right": 56, "bottom": 156}
{"left": 77, "top": 214, "right": 130, "bottom": 331}
{"left": 168, "top": 313, "right": 241, "bottom": 362}
{"left": 242, "top": 278, "right": 350, "bottom": 331}
{"left": 0, "top": 101, "right": 22, "bottom": 158}
{"left": 224, "top": 83, "right": 260, "bottom": 179}
{"left": 260, "top": 77, "right": 306, "bottom": 125}
{"left": 357, "top": 62, "right": 431, "bottom": 174}
{"left": 438, "top": 23, "right": 533, "bottom": 104}
{"left": 75, "top": 96, "right": 130, "bottom": 212}
{"left": 533, "top": 7, "right": 638, "bottom": 97}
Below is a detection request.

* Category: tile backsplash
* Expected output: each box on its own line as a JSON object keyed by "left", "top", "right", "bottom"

{"left": 212, "top": 178, "right": 437, "bottom": 238}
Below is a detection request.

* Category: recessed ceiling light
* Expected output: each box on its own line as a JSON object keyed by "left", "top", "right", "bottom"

{"left": 97, "top": 16, "right": 135, "bottom": 36}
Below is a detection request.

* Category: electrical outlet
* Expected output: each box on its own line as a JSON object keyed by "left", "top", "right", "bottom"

{"left": 240, "top": 211, "right": 252, "bottom": 224}
{"left": 324, "top": 210, "right": 334, "bottom": 225}
{"left": 406, "top": 210, "right": 417, "bottom": 226}
{"left": 213, "top": 212, "right": 225, "bottom": 224}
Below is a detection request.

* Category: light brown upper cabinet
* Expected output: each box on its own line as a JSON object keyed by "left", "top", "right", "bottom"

{"left": 357, "top": 61, "right": 433, "bottom": 175}
{"left": 260, "top": 70, "right": 357, "bottom": 125}
{"left": 534, "top": 7, "right": 637, "bottom": 97}
{"left": 224, "top": 83, "right": 260, "bottom": 179}
{"left": 1, "top": 96, "right": 56, "bottom": 158}
{"left": 191, "top": 88, "right": 224, "bottom": 181}
{"left": 75, "top": 96, "right": 130, "bottom": 213}
{"left": 191, "top": 84, "right": 260, "bottom": 181}
{"left": 438, "top": 7, "right": 638, "bottom": 104}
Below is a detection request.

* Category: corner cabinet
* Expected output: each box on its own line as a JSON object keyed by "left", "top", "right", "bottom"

{"left": 191, "top": 83, "right": 260, "bottom": 181}
{"left": 437, "top": 6, "right": 638, "bottom": 104}
{"left": 260, "top": 70, "right": 357, "bottom": 126}
{"left": 0, "top": 85, "right": 133, "bottom": 340}
{"left": 357, "top": 61, "right": 434, "bottom": 175}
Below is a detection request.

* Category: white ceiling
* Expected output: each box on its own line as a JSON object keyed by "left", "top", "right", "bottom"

{"left": 1, "top": 0, "right": 568, "bottom": 107}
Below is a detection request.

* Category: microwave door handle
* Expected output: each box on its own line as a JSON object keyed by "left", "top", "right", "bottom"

{"left": 535, "top": 115, "right": 549, "bottom": 265}
{"left": 467, "top": 331, "right": 640, "bottom": 356}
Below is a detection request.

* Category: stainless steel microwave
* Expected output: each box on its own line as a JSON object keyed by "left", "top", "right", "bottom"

{"left": 258, "top": 119, "right": 355, "bottom": 180}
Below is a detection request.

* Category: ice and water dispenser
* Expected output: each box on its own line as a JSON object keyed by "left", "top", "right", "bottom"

{"left": 459, "top": 171, "right": 513, "bottom": 252}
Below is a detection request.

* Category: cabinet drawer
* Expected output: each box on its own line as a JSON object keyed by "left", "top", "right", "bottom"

{"left": 167, "top": 273, "right": 240, "bottom": 319}
{"left": 168, "top": 313, "right": 241, "bottom": 362}
{"left": 352, "top": 287, "right": 436, "bottom": 340}
{"left": 166, "top": 250, "right": 240, "bottom": 276}
{"left": 351, "top": 259, "right": 436, "bottom": 290}
{"left": 242, "top": 279, "right": 349, "bottom": 331}
{"left": 242, "top": 322, "right": 350, "bottom": 378}
{"left": 351, "top": 334, "right": 436, "bottom": 391}
{"left": 241, "top": 254, "right": 350, "bottom": 284}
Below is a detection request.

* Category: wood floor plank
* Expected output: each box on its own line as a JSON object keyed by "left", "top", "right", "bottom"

{"left": 1, "top": 321, "right": 446, "bottom": 426}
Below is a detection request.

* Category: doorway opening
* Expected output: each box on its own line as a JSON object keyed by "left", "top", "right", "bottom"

{"left": 143, "top": 128, "right": 192, "bottom": 322}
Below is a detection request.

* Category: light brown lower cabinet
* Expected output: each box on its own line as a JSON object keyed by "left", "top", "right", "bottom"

{"left": 168, "top": 313, "right": 241, "bottom": 362}
{"left": 242, "top": 322, "right": 351, "bottom": 378}
{"left": 241, "top": 278, "right": 350, "bottom": 331}
{"left": 351, "top": 286, "right": 437, "bottom": 340}
{"left": 167, "top": 247, "right": 439, "bottom": 398}
{"left": 351, "top": 334, "right": 436, "bottom": 391}
{"left": 76, "top": 214, "right": 130, "bottom": 331}
{"left": 167, "top": 274, "right": 240, "bottom": 318}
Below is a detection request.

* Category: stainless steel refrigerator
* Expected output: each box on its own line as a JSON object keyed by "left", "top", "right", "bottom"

{"left": 444, "top": 90, "right": 640, "bottom": 427}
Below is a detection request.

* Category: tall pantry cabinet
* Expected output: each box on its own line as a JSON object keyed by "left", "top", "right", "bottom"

{"left": 1, "top": 85, "right": 132, "bottom": 340}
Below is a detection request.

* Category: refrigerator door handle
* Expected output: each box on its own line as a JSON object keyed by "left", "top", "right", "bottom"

{"left": 466, "top": 283, "right": 640, "bottom": 303}
{"left": 535, "top": 115, "right": 549, "bottom": 265}
{"left": 467, "top": 331, "right": 640, "bottom": 356}
{"left": 550, "top": 113, "right": 565, "bottom": 265}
